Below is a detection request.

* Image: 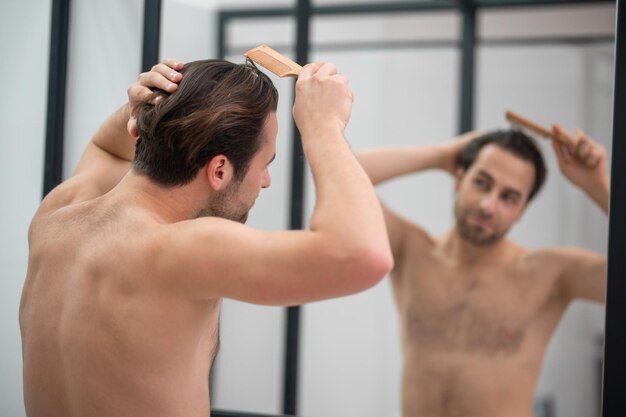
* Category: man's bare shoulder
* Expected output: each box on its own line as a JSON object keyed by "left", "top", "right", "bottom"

{"left": 29, "top": 177, "right": 113, "bottom": 245}
{"left": 518, "top": 245, "right": 607, "bottom": 304}
{"left": 516, "top": 245, "right": 601, "bottom": 280}
{"left": 520, "top": 245, "right": 594, "bottom": 265}
{"left": 35, "top": 172, "right": 112, "bottom": 218}
{"left": 153, "top": 215, "right": 266, "bottom": 270}
{"left": 150, "top": 216, "right": 262, "bottom": 288}
{"left": 398, "top": 218, "right": 436, "bottom": 248}
{"left": 156, "top": 216, "right": 249, "bottom": 242}
{"left": 388, "top": 220, "right": 437, "bottom": 280}
{"left": 516, "top": 245, "right": 560, "bottom": 268}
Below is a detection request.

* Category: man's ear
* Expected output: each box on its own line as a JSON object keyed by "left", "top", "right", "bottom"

{"left": 127, "top": 116, "right": 139, "bottom": 139}
{"left": 206, "top": 155, "right": 235, "bottom": 191}
{"left": 454, "top": 166, "right": 465, "bottom": 191}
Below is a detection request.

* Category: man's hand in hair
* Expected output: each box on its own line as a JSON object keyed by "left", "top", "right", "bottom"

{"left": 127, "top": 59, "right": 184, "bottom": 138}
{"left": 552, "top": 124, "right": 610, "bottom": 213}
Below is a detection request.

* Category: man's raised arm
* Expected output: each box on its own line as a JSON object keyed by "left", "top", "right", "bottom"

{"left": 72, "top": 61, "right": 185, "bottom": 195}
{"left": 550, "top": 124, "right": 610, "bottom": 304}
{"left": 552, "top": 124, "right": 610, "bottom": 214}
{"left": 159, "top": 62, "right": 394, "bottom": 305}
{"left": 354, "top": 131, "right": 481, "bottom": 185}
{"left": 351, "top": 131, "right": 480, "bottom": 261}
{"left": 37, "top": 60, "right": 183, "bottom": 214}
{"left": 294, "top": 63, "right": 392, "bottom": 264}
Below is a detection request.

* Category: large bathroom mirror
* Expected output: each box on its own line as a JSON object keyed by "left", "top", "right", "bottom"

{"left": 30, "top": 1, "right": 622, "bottom": 417}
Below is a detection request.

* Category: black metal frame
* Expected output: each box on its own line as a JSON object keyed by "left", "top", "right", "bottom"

{"left": 282, "top": 2, "right": 311, "bottom": 414}
{"left": 43, "top": 0, "right": 621, "bottom": 416}
{"left": 142, "top": 0, "right": 162, "bottom": 72}
{"left": 43, "top": 0, "right": 70, "bottom": 197}
{"left": 212, "top": 410, "right": 291, "bottom": 417}
{"left": 459, "top": 1, "right": 477, "bottom": 133}
{"left": 602, "top": 1, "right": 626, "bottom": 416}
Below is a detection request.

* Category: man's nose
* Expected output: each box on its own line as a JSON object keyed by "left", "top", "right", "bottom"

{"left": 262, "top": 171, "right": 271, "bottom": 189}
{"left": 479, "top": 193, "right": 497, "bottom": 214}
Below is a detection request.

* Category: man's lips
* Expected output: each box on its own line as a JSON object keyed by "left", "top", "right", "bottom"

{"left": 470, "top": 215, "right": 493, "bottom": 230}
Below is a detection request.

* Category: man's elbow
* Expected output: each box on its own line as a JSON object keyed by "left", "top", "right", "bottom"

{"left": 350, "top": 243, "right": 394, "bottom": 290}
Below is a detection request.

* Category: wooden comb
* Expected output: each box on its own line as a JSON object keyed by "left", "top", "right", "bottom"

{"left": 244, "top": 45, "right": 302, "bottom": 78}
{"left": 505, "top": 110, "right": 570, "bottom": 145}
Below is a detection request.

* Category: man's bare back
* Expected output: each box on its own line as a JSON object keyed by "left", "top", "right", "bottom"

{"left": 20, "top": 60, "right": 393, "bottom": 417}
{"left": 21, "top": 190, "right": 222, "bottom": 417}
{"left": 393, "top": 226, "right": 573, "bottom": 417}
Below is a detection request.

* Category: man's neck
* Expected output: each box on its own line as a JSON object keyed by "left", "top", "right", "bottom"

{"left": 112, "top": 172, "right": 209, "bottom": 223}
{"left": 442, "top": 227, "right": 514, "bottom": 268}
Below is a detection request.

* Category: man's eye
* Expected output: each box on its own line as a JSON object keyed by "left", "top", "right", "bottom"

{"left": 502, "top": 193, "right": 518, "bottom": 204}
{"left": 474, "top": 178, "right": 488, "bottom": 188}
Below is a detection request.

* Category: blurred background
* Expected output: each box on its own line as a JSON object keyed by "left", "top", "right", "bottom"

{"left": 0, "top": 1, "right": 616, "bottom": 416}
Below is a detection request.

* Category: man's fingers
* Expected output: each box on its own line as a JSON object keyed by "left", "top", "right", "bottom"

{"left": 584, "top": 145, "right": 604, "bottom": 168}
{"left": 567, "top": 127, "right": 604, "bottom": 168}
{"left": 575, "top": 138, "right": 589, "bottom": 160}
{"left": 159, "top": 58, "right": 183, "bottom": 71}
{"left": 150, "top": 63, "right": 182, "bottom": 83}
{"left": 316, "top": 62, "right": 338, "bottom": 78}
{"left": 552, "top": 124, "right": 606, "bottom": 170}
{"left": 584, "top": 152, "right": 600, "bottom": 167}
{"left": 568, "top": 127, "right": 585, "bottom": 155}
{"left": 332, "top": 73, "right": 353, "bottom": 101}
{"left": 299, "top": 62, "right": 338, "bottom": 79}
{"left": 127, "top": 58, "right": 183, "bottom": 114}
{"left": 334, "top": 73, "right": 350, "bottom": 91}
{"left": 138, "top": 70, "right": 178, "bottom": 93}
{"left": 127, "top": 84, "right": 153, "bottom": 106}
{"left": 551, "top": 138, "right": 568, "bottom": 166}
{"left": 137, "top": 60, "right": 184, "bottom": 95}
{"left": 299, "top": 62, "right": 324, "bottom": 79}
{"left": 334, "top": 73, "right": 348, "bottom": 84}
{"left": 553, "top": 135, "right": 572, "bottom": 164}
{"left": 462, "top": 129, "right": 486, "bottom": 142}
{"left": 573, "top": 133, "right": 599, "bottom": 167}
{"left": 552, "top": 123, "right": 572, "bottom": 146}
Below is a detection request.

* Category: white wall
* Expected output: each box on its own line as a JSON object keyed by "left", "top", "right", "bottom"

{"left": 0, "top": 1, "right": 52, "bottom": 415}
{"left": 63, "top": 0, "right": 143, "bottom": 178}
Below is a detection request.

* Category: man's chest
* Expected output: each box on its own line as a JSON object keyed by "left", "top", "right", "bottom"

{"left": 392, "top": 257, "right": 560, "bottom": 355}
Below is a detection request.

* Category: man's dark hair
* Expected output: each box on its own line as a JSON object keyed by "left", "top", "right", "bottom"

{"left": 456, "top": 130, "right": 547, "bottom": 202}
{"left": 133, "top": 59, "right": 279, "bottom": 186}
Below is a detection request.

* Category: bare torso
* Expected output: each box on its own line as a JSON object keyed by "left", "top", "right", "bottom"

{"left": 392, "top": 226, "right": 569, "bottom": 417}
{"left": 20, "top": 193, "right": 221, "bottom": 417}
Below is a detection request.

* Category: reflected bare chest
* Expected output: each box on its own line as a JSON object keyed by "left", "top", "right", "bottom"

{"left": 393, "top": 254, "right": 557, "bottom": 356}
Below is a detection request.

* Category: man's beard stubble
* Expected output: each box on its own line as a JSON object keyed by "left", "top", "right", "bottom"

{"left": 454, "top": 203, "right": 508, "bottom": 247}
{"left": 196, "top": 182, "right": 250, "bottom": 224}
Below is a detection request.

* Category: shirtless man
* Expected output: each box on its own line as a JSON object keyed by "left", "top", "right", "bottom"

{"left": 20, "top": 59, "right": 392, "bottom": 417}
{"left": 356, "top": 128, "right": 609, "bottom": 417}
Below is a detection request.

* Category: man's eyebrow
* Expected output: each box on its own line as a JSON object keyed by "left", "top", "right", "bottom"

{"left": 476, "top": 170, "right": 494, "bottom": 182}
{"left": 477, "top": 169, "right": 524, "bottom": 198}
{"left": 503, "top": 188, "right": 523, "bottom": 199}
